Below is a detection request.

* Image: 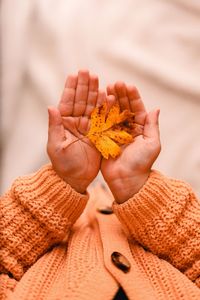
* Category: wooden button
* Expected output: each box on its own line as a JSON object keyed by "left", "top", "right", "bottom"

{"left": 97, "top": 206, "right": 113, "bottom": 214}
{"left": 111, "top": 251, "right": 131, "bottom": 273}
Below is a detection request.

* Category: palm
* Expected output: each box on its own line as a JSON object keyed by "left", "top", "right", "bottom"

{"left": 101, "top": 82, "right": 148, "bottom": 183}
{"left": 60, "top": 116, "right": 101, "bottom": 183}
{"left": 57, "top": 70, "right": 104, "bottom": 184}
{"left": 101, "top": 135, "right": 153, "bottom": 181}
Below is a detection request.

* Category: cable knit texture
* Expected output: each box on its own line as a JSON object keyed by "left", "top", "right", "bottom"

{"left": 1, "top": 166, "right": 200, "bottom": 299}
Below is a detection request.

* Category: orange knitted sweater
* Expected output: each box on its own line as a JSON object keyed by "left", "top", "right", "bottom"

{"left": 0, "top": 165, "right": 200, "bottom": 300}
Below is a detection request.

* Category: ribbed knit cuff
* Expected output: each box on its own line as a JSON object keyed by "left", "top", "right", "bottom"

{"left": 0, "top": 164, "right": 89, "bottom": 280}
{"left": 12, "top": 164, "right": 89, "bottom": 233}
{"left": 112, "top": 170, "right": 191, "bottom": 235}
{"left": 112, "top": 170, "right": 200, "bottom": 286}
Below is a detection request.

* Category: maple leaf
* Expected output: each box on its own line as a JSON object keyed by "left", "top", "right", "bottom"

{"left": 86, "top": 102, "right": 136, "bottom": 159}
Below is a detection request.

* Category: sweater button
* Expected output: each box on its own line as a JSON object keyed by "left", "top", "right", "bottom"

{"left": 97, "top": 206, "right": 113, "bottom": 214}
{"left": 111, "top": 251, "right": 131, "bottom": 273}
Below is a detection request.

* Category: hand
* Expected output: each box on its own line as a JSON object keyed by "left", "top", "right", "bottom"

{"left": 101, "top": 82, "right": 161, "bottom": 203}
{"left": 47, "top": 70, "right": 105, "bottom": 194}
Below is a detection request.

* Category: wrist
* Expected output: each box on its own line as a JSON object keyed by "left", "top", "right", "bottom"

{"left": 51, "top": 166, "right": 90, "bottom": 194}
{"left": 63, "top": 177, "right": 89, "bottom": 194}
{"left": 60, "top": 176, "right": 89, "bottom": 194}
{"left": 106, "top": 171, "right": 150, "bottom": 204}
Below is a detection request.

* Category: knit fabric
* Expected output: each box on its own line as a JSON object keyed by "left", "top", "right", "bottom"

{"left": 1, "top": 165, "right": 200, "bottom": 299}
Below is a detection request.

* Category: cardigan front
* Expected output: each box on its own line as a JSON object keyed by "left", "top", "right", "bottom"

{"left": 1, "top": 165, "right": 200, "bottom": 299}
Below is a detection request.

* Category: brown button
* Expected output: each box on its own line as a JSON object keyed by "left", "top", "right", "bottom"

{"left": 111, "top": 251, "right": 131, "bottom": 273}
{"left": 97, "top": 206, "right": 113, "bottom": 215}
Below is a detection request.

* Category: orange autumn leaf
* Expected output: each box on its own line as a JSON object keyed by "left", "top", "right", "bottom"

{"left": 86, "top": 102, "right": 135, "bottom": 159}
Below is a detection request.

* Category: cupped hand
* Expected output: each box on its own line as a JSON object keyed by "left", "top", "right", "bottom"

{"left": 47, "top": 70, "right": 105, "bottom": 194}
{"left": 101, "top": 82, "right": 161, "bottom": 203}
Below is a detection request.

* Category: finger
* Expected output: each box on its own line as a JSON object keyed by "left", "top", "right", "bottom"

{"left": 48, "top": 106, "right": 65, "bottom": 144}
{"left": 107, "top": 84, "right": 118, "bottom": 99}
{"left": 126, "top": 85, "right": 147, "bottom": 125}
{"left": 79, "top": 116, "right": 90, "bottom": 134}
{"left": 96, "top": 90, "right": 106, "bottom": 107}
{"left": 84, "top": 74, "right": 99, "bottom": 117}
{"left": 114, "top": 81, "right": 130, "bottom": 111}
{"left": 106, "top": 94, "right": 116, "bottom": 112}
{"left": 58, "top": 74, "right": 78, "bottom": 116}
{"left": 143, "top": 109, "right": 160, "bottom": 140}
{"left": 73, "top": 70, "right": 89, "bottom": 116}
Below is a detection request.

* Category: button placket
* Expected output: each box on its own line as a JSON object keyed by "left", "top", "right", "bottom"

{"left": 96, "top": 203, "right": 133, "bottom": 288}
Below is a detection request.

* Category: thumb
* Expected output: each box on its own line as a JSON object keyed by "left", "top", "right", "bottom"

{"left": 48, "top": 106, "right": 65, "bottom": 144}
{"left": 143, "top": 109, "right": 160, "bottom": 140}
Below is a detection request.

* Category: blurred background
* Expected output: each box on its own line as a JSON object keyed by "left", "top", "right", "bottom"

{"left": 1, "top": 0, "right": 200, "bottom": 195}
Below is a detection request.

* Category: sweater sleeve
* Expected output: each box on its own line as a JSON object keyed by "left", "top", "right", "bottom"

{"left": 112, "top": 170, "right": 200, "bottom": 288}
{"left": 0, "top": 164, "right": 88, "bottom": 280}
